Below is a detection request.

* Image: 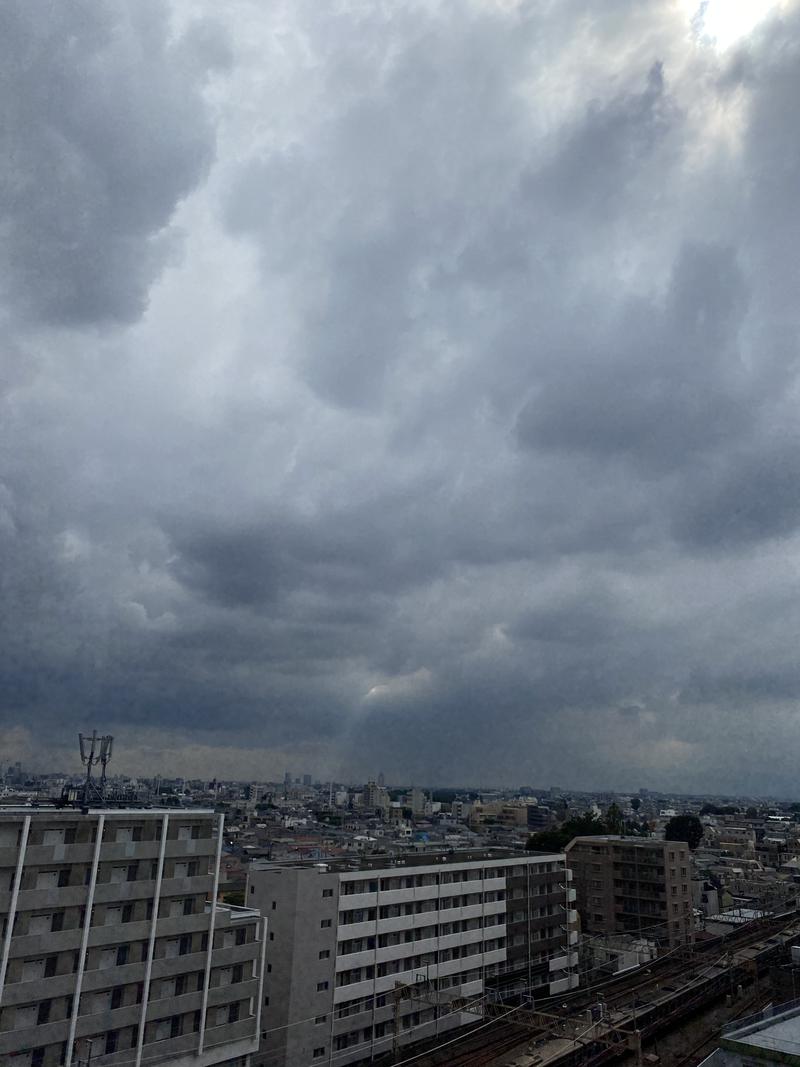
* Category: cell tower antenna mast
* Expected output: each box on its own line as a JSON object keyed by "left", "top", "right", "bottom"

{"left": 99, "top": 735, "right": 113, "bottom": 792}
{"left": 79, "top": 731, "right": 114, "bottom": 807}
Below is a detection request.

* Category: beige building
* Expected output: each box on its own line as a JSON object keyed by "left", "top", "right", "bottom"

{"left": 0, "top": 808, "right": 265, "bottom": 1067}
{"left": 565, "top": 836, "right": 693, "bottom": 946}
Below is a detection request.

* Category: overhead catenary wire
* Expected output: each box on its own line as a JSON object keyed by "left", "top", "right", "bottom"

{"left": 75, "top": 897, "right": 798, "bottom": 1067}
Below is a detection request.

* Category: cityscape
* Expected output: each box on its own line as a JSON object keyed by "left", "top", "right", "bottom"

{"left": 4, "top": 0, "right": 800, "bottom": 1066}
{"left": 4, "top": 747, "right": 800, "bottom": 1065}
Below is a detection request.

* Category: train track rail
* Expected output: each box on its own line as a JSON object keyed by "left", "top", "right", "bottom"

{"left": 400, "top": 911, "right": 800, "bottom": 1067}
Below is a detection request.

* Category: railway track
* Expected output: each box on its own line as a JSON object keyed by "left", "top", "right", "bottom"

{"left": 400, "top": 912, "right": 800, "bottom": 1067}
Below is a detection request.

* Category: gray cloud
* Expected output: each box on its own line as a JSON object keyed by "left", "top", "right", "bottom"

{"left": 0, "top": 0, "right": 222, "bottom": 325}
{"left": 2, "top": 0, "right": 800, "bottom": 792}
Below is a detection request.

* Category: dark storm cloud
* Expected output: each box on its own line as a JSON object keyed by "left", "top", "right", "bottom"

{"left": 4, "top": 0, "right": 800, "bottom": 790}
{"left": 516, "top": 243, "right": 751, "bottom": 472}
{"left": 0, "top": 0, "right": 222, "bottom": 325}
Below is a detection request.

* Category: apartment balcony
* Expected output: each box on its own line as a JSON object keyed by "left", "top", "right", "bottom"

{"left": 340, "top": 889, "right": 379, "bottom": 909}
{"left": 483, "top": 899, "right": 507, "bottom": 917}
{"left": 87, "top": 1016, "right": 258, "bottom": 1067}
{"left": 5, "top": 926, "right": 84, "bottom": 960}
{"left": 549, "top": 974, "right": 580, "bottom": 995}
{"left": 548, "top": 952, "right": 579, "bottom": 973}
{"left": 482, "top": 876, "right": 506, "bottom": 892}
{"left": 339, "top": 918, "right": 378, "bottom": 938}
{"left": 438, "top": 903, "right": 484, "bottom": 923}
{"left": 437, "top": 928, "right": 489, "bottom": 952}
{"left": 207, "top": 977, "right": 259, "bottom": 1009}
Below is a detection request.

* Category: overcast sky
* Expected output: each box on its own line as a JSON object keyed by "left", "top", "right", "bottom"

{"left": 3, "top": 0, "right": 800, "bottom": 793}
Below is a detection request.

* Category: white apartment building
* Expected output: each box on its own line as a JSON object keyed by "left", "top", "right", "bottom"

{"left": 0, "top": 808, "right": 266, "bottom": 1067}
{"left": 247, "top": 848, "right": 577, "bottom": 1067}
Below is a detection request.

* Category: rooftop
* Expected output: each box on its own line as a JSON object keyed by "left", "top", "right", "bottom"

{"left": 566, "top": 835, "right": 676, "bottom": 847}
{"left": 720, "top": 1000, "right": 800, "bottom": 1063}
{"left": 251, "top": 846, "right": 564, "bottom": 874}
{"left": 0, "top": 807, "right": 216, "bottom": 818}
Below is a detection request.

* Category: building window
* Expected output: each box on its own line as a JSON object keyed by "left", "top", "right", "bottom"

{"left": 235, "top": 927, "right": 246, "bottom": 946}
{"left": 228, "top": 1001, "right": 240, "bottom": 1023}
{"left": 51, "top": 912, "right": 65, "bottom": 933}
{"left": 322, "top": 889, "right": 333, "bottom": 897}
{"left": 317, "top": 981, "right": 329, "bottom": 991}
{"left": 110, "top": 987, "right": 123, "bottom": 1010}
{"left": 116, "top": 945, "right": 129, "bottom": 966}
{"left": 319, "top": 950, "right": 330, "bottom": 959}
{"left": 37, "top": 1001, "right": 51, "bottom": 1025}
{"left": 57, "top": 869, "right": 70, "bottom": 888}
{"left": 269, "top": 931, "right": 274, "bottom": 941}
{"left": 105, "top": 1031, "right": 119, "bottom": 1055}
{"left": 271, "top": 901, "right": 276, "bottom": 910}
{"left": 31, "top": 1050, "right": 45, "bottom": 1067}
{"left": 313, "top": 1048, "right": 325, "bottom": 1058}
{"left": 321, "top": 919, "right": 332, "bottom": 928}
{"left": 264, "top": 996, "right": 270, "bottom": 1007}
{"left": 315, "top": 1015, "right": 326, "bottom": 1024}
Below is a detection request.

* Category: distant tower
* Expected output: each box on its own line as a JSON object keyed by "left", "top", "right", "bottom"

{"left": 378, "top": 771, "right": 385, "bottom": 788}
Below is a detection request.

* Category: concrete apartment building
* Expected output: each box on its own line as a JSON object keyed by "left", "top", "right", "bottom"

{"left": 248, "top": 848, "right": 578, "bottom": 1067}
{"left": 0, "top": 808, "right": 266, "bottom": 1067}
{"left": 565, "top": 836, "right": 693, "bottom": 946}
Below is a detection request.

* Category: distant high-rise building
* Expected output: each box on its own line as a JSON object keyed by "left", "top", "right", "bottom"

{"left": 377, "top": 771, "right": 385, "bottom": 788}
{"left": 283, "top": 771, "right": 292, "bottom": 788}
{"left": 0, "top": 807, "right": 265, "bottom": 1067}
{"left": 302, "top": 774, "right": 312, "bottom": 787}
{"left": 247, "top": 848, "right": 578, "bottom": 1067}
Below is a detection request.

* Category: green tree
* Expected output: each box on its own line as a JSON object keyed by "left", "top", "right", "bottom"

{"left": 630, "top": 797, "right": 641, "bottom": 811}
{"left": 664, "top": 813, "right": 704, "bottom": 850}
{"left": 526, "top": 812, "right": 610, "bottom": 852}
{"left": 605, "top": 803, "right": 624, "bottom": 834}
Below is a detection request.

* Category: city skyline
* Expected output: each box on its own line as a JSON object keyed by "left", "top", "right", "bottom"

{"left": 3, "top": 1, "right": 800, "bottom": 793}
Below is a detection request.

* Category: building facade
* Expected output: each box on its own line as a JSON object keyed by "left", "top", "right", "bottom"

{"left": 565, "top": 835, "right": 693, "bottom": 946}
{"left": 0, "top": 808, "right": 265, "bottom": 1067}
{"left": 248, "top": 848, "right": 577, "bottom": 1067}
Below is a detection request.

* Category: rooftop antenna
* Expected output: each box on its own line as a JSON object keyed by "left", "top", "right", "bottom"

{"left": 99, "top": 734, "right": 113, "bottom": 794}
{"left": 79, "top": 731, "right": 114, "bottom": 808}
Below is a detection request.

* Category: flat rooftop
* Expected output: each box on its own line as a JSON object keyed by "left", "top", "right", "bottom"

{"left": 0, "top": 807, "right": 216, "bottom": 818}
{"left": 722, "top": 1002, "right": 800, "bottom": 1063}
{"left": 252, "top": 847, "right": 564, "bottom": 873}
